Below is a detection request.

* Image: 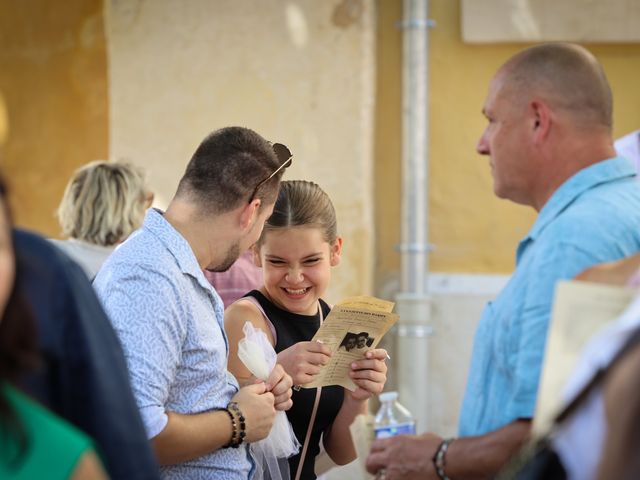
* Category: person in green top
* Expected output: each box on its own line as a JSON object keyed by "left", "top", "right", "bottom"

{"left": 0, "top": 174, "right": 108, "bottom": 480}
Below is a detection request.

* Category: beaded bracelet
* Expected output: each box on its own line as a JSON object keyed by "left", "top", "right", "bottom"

{"left": 432, "top": 438, "right": 455, "bottom": 480}
{"left": 221, "top": 407, "right": 238, "bottom": 448}
{"left": 228, "top": 402, "right": 246, "bottom": 447}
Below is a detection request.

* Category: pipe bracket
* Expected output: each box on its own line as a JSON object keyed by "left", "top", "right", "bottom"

{"left": 395, "top": 242, "right": 434, "bottom": 253}
{"left": 395, "top": 324, "right": 434, "bottom": 338}
{"left": 396, "top": 19, "right": 436, "bottom": 30}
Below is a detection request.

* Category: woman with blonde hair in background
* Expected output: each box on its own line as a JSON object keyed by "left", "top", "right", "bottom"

{"left": 52, "top": 160, "right": 153, "bottom": 279}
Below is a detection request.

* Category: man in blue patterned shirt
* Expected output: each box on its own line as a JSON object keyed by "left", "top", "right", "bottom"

{"left": 367, "top": 43, "right": 640, "bottom": 480}
{"left": 95, "top": 127, "right": 294, "bottom": 479}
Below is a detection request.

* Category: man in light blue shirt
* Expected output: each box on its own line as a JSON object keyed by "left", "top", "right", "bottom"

{"left": 95, "top": 127, "right": 294, "bottom": 479}
{"left": 367, "top": 43, "right": 640, "bottom": 480}
{"left": 458, "top": 156, "right": 640, "bottom": 438}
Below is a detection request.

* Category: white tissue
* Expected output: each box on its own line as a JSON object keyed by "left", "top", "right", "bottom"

{"left": 237, "top": 322, "right": 300, "bottom": 480}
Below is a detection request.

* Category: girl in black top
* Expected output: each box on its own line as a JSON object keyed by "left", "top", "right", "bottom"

{"left": 225, "top": 180, "right": 388, "bottom": 480}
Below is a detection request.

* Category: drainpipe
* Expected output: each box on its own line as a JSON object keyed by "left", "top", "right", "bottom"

{"left": 395, "top": 0, "right": 433, "bottom": 433}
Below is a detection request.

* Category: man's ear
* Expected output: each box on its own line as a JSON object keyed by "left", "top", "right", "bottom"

{"left": 330, "top": 236, "right": 343, "bottom": 267}
{"left": 239, "top": 199, "right": 261, "bottom": 231}
{"left": 531, "top": 99, "right": 551, "bottom": 143}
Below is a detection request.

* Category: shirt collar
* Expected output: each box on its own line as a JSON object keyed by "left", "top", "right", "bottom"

{"left": 526, "top": 156, "right": 636, "bottom": 242}
{"left": 143, "top": 209, "right": 214, "bottom": 291}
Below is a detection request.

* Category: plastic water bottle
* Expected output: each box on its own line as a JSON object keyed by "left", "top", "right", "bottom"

{"left": 374, "top": 391, "right": 416, "bottom": 439}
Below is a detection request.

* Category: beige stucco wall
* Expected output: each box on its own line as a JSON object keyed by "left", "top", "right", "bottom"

{"left": 106, "top": 0, "right": 376, "bottom": 302}
{"left": 5, "top": 0, "right": 639, "bottom": 288}
{"left": 2, "top": 1, "right": 640, "bottom": 284}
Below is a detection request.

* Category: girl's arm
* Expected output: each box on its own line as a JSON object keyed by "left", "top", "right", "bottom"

{"left": 225, "top": 302, "right": 293, "bottom": 411}
{"left": 323, "top": 349, "right": 388, "bottom": 464}
{"left": 225, "top": 301, "right": 331, "bottom": 387}
{"left": 224, "top": 301, "right": 275, "bottom": 384}
{"left": 322, "top": 393, "right": 369, "bottom": 464}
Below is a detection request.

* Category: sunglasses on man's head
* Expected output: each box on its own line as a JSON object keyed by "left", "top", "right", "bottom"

{"left": 248, "top": 143, "right": 293, "bottom": 203}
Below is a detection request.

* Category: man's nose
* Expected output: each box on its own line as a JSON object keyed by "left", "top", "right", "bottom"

{"left": 476, "top": 131, "right": 490, "bottom": 155}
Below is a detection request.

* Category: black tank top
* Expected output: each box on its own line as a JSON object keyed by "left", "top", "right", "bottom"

{"left": 245, "top": 290, "right": 345, "bottom": 480}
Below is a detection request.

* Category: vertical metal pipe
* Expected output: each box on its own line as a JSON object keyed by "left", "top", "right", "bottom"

{"left": 400, "top": 0, "right": 429, "bottom": 294}
{"left": 396, "top": 0, "right": 433, "bottom": 433}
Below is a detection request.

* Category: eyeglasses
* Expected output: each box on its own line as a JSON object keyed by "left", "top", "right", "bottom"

{"left": 248, "top": 143, "right": 293, "bottom": 203}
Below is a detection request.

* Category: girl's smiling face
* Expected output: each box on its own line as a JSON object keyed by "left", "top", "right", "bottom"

{"left": 257, "top": 226, "right": 341, "bottom": 315}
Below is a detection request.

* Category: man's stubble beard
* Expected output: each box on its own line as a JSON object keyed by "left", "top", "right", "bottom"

{"left": 206, "top": 241, "right": 241, "bottom": 273}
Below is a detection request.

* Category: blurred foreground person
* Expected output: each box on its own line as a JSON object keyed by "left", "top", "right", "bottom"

{"left": 500, "top": 254, "right": 640, "bottom": 479}
{"left": 53, "top": 160, "right": 152, "bottom": 279}
{"left": 548, "top": 254, "right": 640, "bottom": 480}
{"left": 595, "top": 324, "right": 640, "bottom": 480}
{"left": 0, "top": 176, "right": 107, "bottom": 479}
{"left": 16, "top": 228, "right": 161, "bottom": 479}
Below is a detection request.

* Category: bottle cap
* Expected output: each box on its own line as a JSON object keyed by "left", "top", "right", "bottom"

{"left": 378, "top": 391, "right": 398, "bottom": 403}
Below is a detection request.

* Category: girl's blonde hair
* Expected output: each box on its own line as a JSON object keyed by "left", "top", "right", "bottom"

{"left": 258, "top": 180, "right": 337, "bottom": 245}
{"left": 56, "top": 160, "right": 149, "bottom": 246}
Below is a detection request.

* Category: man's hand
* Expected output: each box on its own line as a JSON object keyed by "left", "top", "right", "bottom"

{"left": 230, "top": 383, "right": 275, "bottom": 443}
{"left": 277, "top": 341, "right": 332, "bottom": 385}
{"left": 366, "top": 433, "right": 442, "bottom": 480}
{"left": 367, "top": 421, "right": 530, "bottom": 479}
{"left": 265, "top": 363, "right": 293, "bottom": 411}
{"left": 348, "top": 348, "right": 388, "bottom": 401}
